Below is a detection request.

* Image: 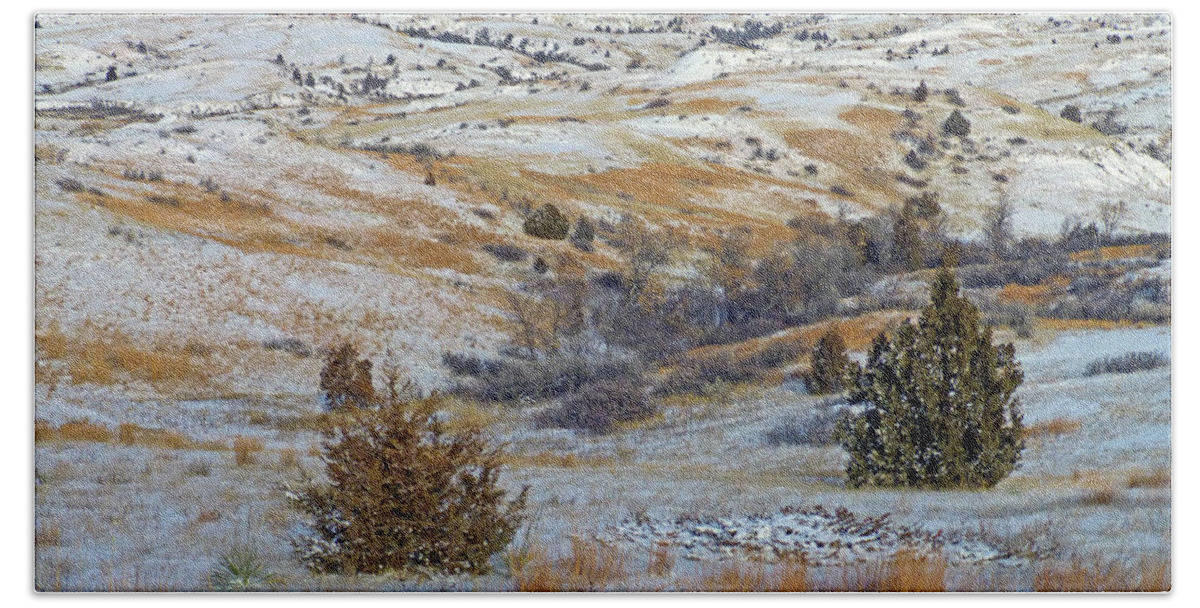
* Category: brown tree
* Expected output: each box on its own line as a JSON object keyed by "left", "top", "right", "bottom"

{"left": 319, "top": 343, "right": 376, "bottom": 410}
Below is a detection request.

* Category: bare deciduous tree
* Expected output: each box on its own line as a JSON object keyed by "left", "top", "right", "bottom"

{"left": 983, "top": 199, "right": 1015, "bottom": 261}
{"left": 1098, "top": 201, "right": 1127, "bottom": 240}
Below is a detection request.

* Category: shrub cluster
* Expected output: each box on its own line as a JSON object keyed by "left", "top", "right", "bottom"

{"left": 942, "top": 110, "right": 971, "bottom": 137}
{"left": 447, "top": 351, "right": 644, "bottom": 404}
{"left": 536, "top": 381, "right": 655, "bottom": 434}
{"left": 805, "top": 330, "right": 850, "bottom": 395}
{"left": 523, "top": 204, "right": 570, "bottom": 240}
{"left": 1083, "top": 351, "right": 1169, "bottom": 377}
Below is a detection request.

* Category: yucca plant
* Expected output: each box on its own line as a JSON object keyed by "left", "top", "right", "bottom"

{"left": 209, "top": 547, "right": 284, "bottom": 591}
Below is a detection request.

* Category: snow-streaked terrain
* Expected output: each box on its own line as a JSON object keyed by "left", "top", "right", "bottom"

{"left": 34, "top": 12, "right": 1170, "bottom": 591}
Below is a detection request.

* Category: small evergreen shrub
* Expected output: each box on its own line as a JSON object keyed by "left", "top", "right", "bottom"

{"left": 1060, "top": 105, "right": 1082, "bottom": 123}
{"left": 289, "top": 396, "right": 528, "bottom": 575}
{"left": 912, "top": 80, "right": 928, "bottom": 102}
{"left": 805, "top": 330, "right": 850, "bottom": 395}
{"left": 942, "top": 110, "right": 971, "bottom": 137}
{"left": 523, "top": 204, "right": 570, "bottom": 240}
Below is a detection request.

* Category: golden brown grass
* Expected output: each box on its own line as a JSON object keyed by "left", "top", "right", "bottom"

{"left": 233, "top": 436, "right": 265, "bottom": 467}
{"left": 646, "top": 543, "right": 675, "bottom": 577}
{"left": 278, "top": 448, "right": 301, "bottom": 469}
{"left": 1024, "top": 417, "right": 1082, "bottom": 439}
{"left": 823, "top": 550, "right": 947, "bottom": 592}
{"left": 117, "top": 423, "right": 191, "bottom": 449}
{"left": 37, "top": 420, "right": 227, "bottom": 451}
{"left": 194, "top": 509, "right": 221, "bottom": 524}
{"left": 697, "top": 560, "right": 769, "bottom": 592}
{"left": 997, "top": 282, "right": 1056, "bottom": 306}
{"left": 35, "top": 323, "right": 68, "bottom": 360}
{"left": 35, "top": 520, "right": 62, "bottom": 547}
{"left": 1069, "top": 244, "right": 1155, "bottom": 262}
{"left": 51, "top": 420, "right": 113, "bottom": 443}
{"left": 58, "top": 324, "right": 214, "bottom": 389}
{"left": 1127, "top": 468, "right": 1171, "bottom": 489}
{"left": 1080, "top": 482, "right": 1122, "bottom": 506}
{"left": 510, "top": 537, "right": 629, "bottom": 591}
{"left": 1034, "top": 556, "right": 1170, "bottom": 592}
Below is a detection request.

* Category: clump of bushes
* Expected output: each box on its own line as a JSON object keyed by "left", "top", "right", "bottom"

{"left": 805, "top": 330, "right": 850, "bottom": 395}
{"left": 941, "top": 110, "right": 971, "bottom": 137}
{"left": 1083, "top": 351, "right": 1168, "bottom": 377}
{"left": 766, "top": 401, "right": 849, "bottom": 446}
{"left": 1060, "top": 105, "right": 1082, "bottom": 123}
{"left": 536, "top": 381, "right": 656, "bottom": 434}
{"left": 523, "top": 204, "right": 570, "bottom": 240}
{"left": 288, "top": 395, "right": 528, "bottom": 576}
{"left": 571, "top": 216, "right": 596, "bottom": 251}
{"left": 447, "top": 350, "right": 645, "bottom": 404}
{"left": 483, "top": 242, "right": 529, "bottom": 262}
{"left": 839, "top": 267, "right": 1024, "bottom": 489}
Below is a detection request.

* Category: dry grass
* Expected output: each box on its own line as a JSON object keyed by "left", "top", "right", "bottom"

{"left": 35, "top": 520, "right": 62, "bottom": 547}
{"left": 60, "top": 325, "right": 213, "bottom": 389}
{"left": 38, "top": 420, "right": 227, "bottom": 451}
{"left": 1025, "top": 417, "right": 1082, "bottom": 438}
{"left": 1069, "top": 244, "right": 1155, "bottom": 262}
{"left": 697, "top": 559, "right": 769, "bottom": 592}
{"left": 692, "top": 556, "right": 811, "bottom": 592}
{"left": 1127, "top": 468, "right": 1170, "bottom": 489}
{"left": 646, "top": 543, "right": 675, "bottom": 577}
{"left": 823, "top": 550, "right": 947, "bottom": 592}
{"left": 1036, "top": 318, "right": 1147, "bottom": 332}
{"left": 997, "top": 282, "right": 1056, "bottom": 306}
{"left": 278, "top": 448, "right": 301, "bottom": 469}
{"left": 1080, "top": 482, "right": 1123, "bottom": 506}
{"left": 510, "top": 537, "right": 629, "bottom": 591}
{"left": 1034, "top": 556, "right": 1170, "bottom": 592}
{"left": 233, "top": 436, "right": 265, "bottom": 467}
{"left": 36, "top": 323, "right": 69, "bottom": 360}
{"left": 194, "top": 509, "right": 222, "bottom": 525}
{"left": 49, "top": 420, "right": 113, "bottom": 443}
{"left": 838, "top": 105, "right": 902, "bottom": 132}
{"left": 117, "top": 423, "right": 190, "bottom": 450}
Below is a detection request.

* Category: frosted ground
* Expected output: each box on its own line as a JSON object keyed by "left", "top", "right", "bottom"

{"left": 34, "top": 13, "right": 1169, "bottom": 590}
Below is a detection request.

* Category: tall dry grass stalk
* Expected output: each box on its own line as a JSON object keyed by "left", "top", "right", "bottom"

{"left": 823, "top": 550, "right": 946, "bottom": 592}
{"left": 1034, "top": 556, "right": 1170, "bottom": 592}
{"left": 510, "top": 537, "right": 628, "bottom": 591}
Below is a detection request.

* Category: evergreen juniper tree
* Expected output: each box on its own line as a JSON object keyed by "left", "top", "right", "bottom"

{"left": 839, "top": 266, "right": 1024, "bottom": 489}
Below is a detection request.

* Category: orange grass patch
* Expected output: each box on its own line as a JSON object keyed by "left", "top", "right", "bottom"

{"left": 511, "top": 538, "right": 629, "bottom": 591}
{"left": 65, "top": 326, "right": 212, "bottom": 388}
{"left": 997, "top": 282, "right": 1055, "bottom": 306}
{"left": 1069, "top": 244, "right": 1155, "bottom": 262}
{"left": 825, "top": 550, "right": 947, "bottom": 592}
{"left": 1127, "top": 468, "right": 1170, "bottom": 489}
{"left": 1034, "top": 556, "right": 1170, "bottom": 592}
{"left": 233, "top": 436, "right": 265, "bottom": 467}
{"left": 782, "top": 128, "right": 901, "bottom": 204}
{"left": 36, "top": 420, "right": 227, "bottom": 451}
{"left": 1036, "top": 318, "right": 1148, "bottom": 332}
{"left": 1024, "top": 417, "right": 1082, "bottom": 438}
{"left": 838, "top": 105, "right": 902, "bottom": 132}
